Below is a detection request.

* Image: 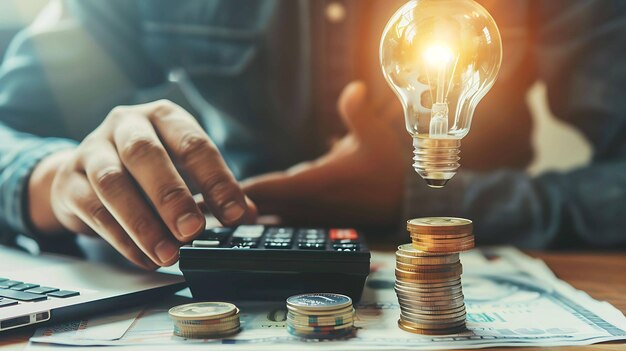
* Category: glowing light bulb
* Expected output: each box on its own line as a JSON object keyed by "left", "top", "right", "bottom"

{"left": 380, "top": 0, "right": 502, "bottom": 188}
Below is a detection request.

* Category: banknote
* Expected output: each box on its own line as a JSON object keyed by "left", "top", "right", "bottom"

{"left": 28, "top": 247, "right": 626, "bottom": 350}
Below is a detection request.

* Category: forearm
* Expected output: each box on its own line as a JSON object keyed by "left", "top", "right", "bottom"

{"left": 0, "top": 124, "right": 77, "bottom": 239}
{"left": 402, "top": 160, "right": 626, "bottom": 249}
{"left": 28, "top": 149, "right": 76, "bottom": 234}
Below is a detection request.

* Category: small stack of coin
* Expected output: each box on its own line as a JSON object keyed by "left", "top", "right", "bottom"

{"left": 169, "top": 302, "right": 241, "bottom": 339}
{"left": 395, "top": 217, "right": 474, "bottom": 335}
{"left": 286, "top": 293, "right": 355, "bottom": 339}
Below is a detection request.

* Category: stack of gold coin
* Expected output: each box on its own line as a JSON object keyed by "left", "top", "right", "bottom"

{"left": 286, "top": 293, "right": 355, "bottom": 339}
{"left": 169, "top": 302, "right": 241, "bottom": 339}
{"left": 395, "top": 217, "right": 474, "bottom": 335}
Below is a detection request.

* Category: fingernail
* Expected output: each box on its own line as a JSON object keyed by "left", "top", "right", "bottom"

{"left": 222, "top": 201, "right": 245, "bottom": 222}
{"left": 155, "top": 241, "right": 179, "bottom": 264}
{"left": 176, "top": 213, "right": 204, "bottom": 238}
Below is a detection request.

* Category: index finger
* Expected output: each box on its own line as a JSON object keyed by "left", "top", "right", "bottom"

{"left": 146, "top": 101, "right": 255, "bottom": 226}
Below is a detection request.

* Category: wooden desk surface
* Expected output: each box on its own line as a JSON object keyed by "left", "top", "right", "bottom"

{"left": 1, "top": 251, "right": 625, "bottom": 351}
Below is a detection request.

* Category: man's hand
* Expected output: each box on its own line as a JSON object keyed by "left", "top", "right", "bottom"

{"left": 243, "top": 81, "right": 408, "bottom": 228}
{"left": 28, "top": 100, "right": 256, "bottom": 269}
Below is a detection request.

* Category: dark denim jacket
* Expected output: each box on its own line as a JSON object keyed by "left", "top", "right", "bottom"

{"left": 0, "top": 0, "right": 625, "bottom": 248}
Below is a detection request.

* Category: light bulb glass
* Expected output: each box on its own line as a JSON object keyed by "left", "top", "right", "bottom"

{"left": 380, "top": 0, "right": 502, "bottom": 187}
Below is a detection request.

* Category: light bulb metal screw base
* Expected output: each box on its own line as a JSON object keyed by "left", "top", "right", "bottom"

{"left": 412, "top": 137, "right": 461, "bottom": 188}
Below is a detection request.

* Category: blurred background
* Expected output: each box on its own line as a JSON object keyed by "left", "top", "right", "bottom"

{"left": 0, "top": 0, "right": 592, "bottom": 176}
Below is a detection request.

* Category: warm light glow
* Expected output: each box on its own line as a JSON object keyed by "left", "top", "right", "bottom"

{"left": 422, "top": 44, "right": 454, "bottom": 66}
{"left": 380, "top": 0, "right": 502, "bottom": 187}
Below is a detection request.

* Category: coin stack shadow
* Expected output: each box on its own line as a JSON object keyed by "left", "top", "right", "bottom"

{"left": 395, "top": 217, "right": 475, "bottom": 335}
{"left": 286, "top": 293, "right": 355, "bottom": 339}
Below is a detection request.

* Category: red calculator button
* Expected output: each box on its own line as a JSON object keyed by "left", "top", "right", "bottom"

{"left": 330, "top": 229, "right": 358, "bottom": 241}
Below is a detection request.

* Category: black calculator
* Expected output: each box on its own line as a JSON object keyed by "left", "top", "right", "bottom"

{"left": 179, "top": 225, "right": 371, "bottom": 301}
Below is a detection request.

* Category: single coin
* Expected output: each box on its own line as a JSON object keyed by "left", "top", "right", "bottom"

{"left": 396, "top": 290, "right": 463, "bottom": 302}
{"left": 173, "top": 325, "right": 240, "bottom": 339}
{"left": 400, "top": 304, "right": 466, "bottom": 315}
{"left": 400, "top": 311, "right": 467, "bottom": 321}
{"left": 400, "top": 304, "right": 466, "bottom": 314}
{"left": 397, "top": 294, "right": 465, "bottom": 306}
{"left": 173, "top": 313, "right": 240, "bottom": 326}
{"left": 398, "top": 319, "right": 466, "bottom": 335}
{"left": 410, "top": 237, "right": 475, "bottom": 247}
{"left": 287, "top": 293, "right": 352, "bottom": 312}
{"left": 410, "top": 236, "right": 475, "bottom": 246}
{"left": 411, "top": 239, "right": 475, "bottom": 249}
{"left": 398, "top": 317, "right": 466, "bottom": 330}
{"left": 394, "top": 283, "right": 462, "bottom": 295}
{"left": 399, "top": 301, "right": 465, "bottom": 312}
{"left": 395, "top": 268, "right": 462, "bottom": 280}
{"left": 173, "top": 321, "right": 240, "bottom": 333}
{"left": 287, "top": 309, "right": 354, "bottom": 326}
{"left": 395, "top": 252, "right": 459, "bottom": 265}
{"left": 287, "top": 305, "right": 354, "bottom": 316}
{"left": 395, "top": 285, "right": 463, "bottom": 295}
{"left": 411, "top": 242, "right": 475, "bottom": 253}
{"left": 395, "top": 265, "right": 462, "bottom": 275}
{"left": 287, "top": 312, "right": 354, "bottom": 325}
{"left": 288, "top": 321, "right": 354, "bottom": 332}
{"left": 397, "top": 244, "right": 442, "bottom": 257}
{"left": 396, "top": 291, "right": 464, "bottom": 302}
{"left": 410, "top": 233, "right": 473, "bottom": 241}
{"left": 396, "top": 278, "right": 461, "bottom": 287}
{"left": 287, "top": 325, "right": 354, "bottom": 339}
{"left": 400, "top": 313, "right": 466, "bottom": 325}
{"left": 409, "top": 232, "right": 474, "bottom": 241}
{"left": 288, "top": 317, "right": 354, "bottom": 328}
{"left": 407, "top": 217, "right": 473, "bottom": 232}
{"left": 169, "top": 302, "right": 237, "bottom": 321}
{"left": 394, "top": 283, "right": 462, "bottom": 292}
{"left": 396, "top": 261, "right": 462, "bottom": 273}
{"left": 395, "top": 290, "right": 464, "bottom": 301}
{"left": 399, "top": 314, "right": 466, "bottom": 326}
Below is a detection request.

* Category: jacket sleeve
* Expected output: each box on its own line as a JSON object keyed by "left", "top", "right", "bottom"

{"left": 0, "top": 0, "right": 161, "bottom": 241}
{"left": 401, "top": 0, "right": 626, "bottom": 249}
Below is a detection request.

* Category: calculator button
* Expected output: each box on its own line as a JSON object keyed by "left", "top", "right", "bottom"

{"left": 266, "top": 238, "right": 292, "bottom": 243}
{"left": 25, "top": 286, "right": 59, "bottom": 294}
{"left": 208, "top": 227, "right": 235, "bottom": 235}
{"left": 0, "top": 280, "right": 22, "bottom": 289}
{"left": 265, "top": 242, "right": 291, "bottom": 249}
{"left": 298, "top": 242, "right": 326, "bottom": 250}
{"left": 192, "top": 240, "right": 220, "bottom": 248}
{"left": 231, "top": 244, "right": 256, "bottom": 249}
{"left": 0, "top": 288, "right": 47, "bottom": 302}
{"left": 10, "top": 283, "right": 40, "bottom": 291}
{"left": 332, "top": 243, "right": 360, "bottom": 251}
{"left": 231, "top": 241, "right": 259, "bottom": 249}
{"left": 265, "top": 228, "right": 294, "bottom": 237}
{"left": 198, "top": 227, "right": 233, "bottom": 243}
{"left": 329, "top": 229, "right": 358, "bottom": 241}
{"left": 0, "top": 299, "right": 18, "bottom": 307}
{"left": 232, "top": 225, "right": 265, "bottom": 239}
{"left": 333, "top": 239, "right": 359, "bottom": 245}
{"left": 297, "top": 228, "right": 326, "bottom": 237}
{"left": 48, "top": 290, "right": 80, "bottom": 298}
{"left": 300, "top": 239, "right": 326, "bottom": 244}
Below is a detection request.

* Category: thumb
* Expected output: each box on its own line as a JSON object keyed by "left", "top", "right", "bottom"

{"left": 338, "top": 81, "right": 376, "bottom": 136}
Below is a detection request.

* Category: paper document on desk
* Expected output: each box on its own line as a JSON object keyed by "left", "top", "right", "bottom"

{"left": 29, "top": 308, "right": 139, "bottom": 345}
{"left": 28, "top": 247, "right": 626, "bottom": 350}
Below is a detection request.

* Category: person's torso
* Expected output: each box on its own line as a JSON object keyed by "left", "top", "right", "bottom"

{"left": 133, "top": 0, "right": 537, "bottom": 177}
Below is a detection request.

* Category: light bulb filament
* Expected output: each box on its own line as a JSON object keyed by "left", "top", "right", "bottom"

{"left": 423, "top": 44, "right": 455, "bottom": 104}
{"left": 423, "top": 44, "right": 454, "bottom": 66}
